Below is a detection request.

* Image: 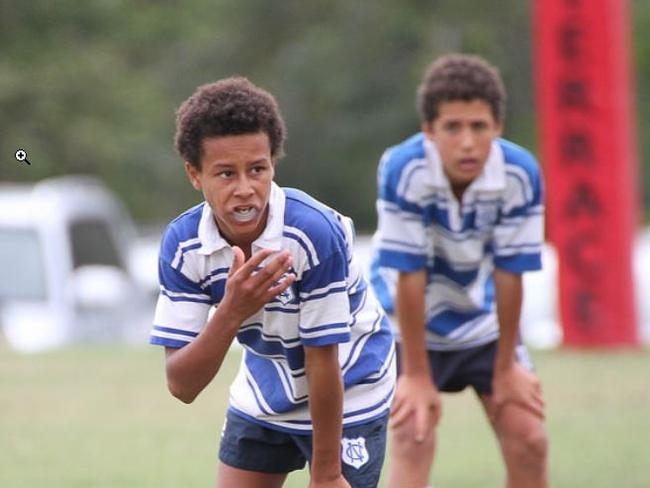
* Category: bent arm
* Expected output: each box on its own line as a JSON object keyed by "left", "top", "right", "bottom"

{"left": 390, "top": 270, "right": 440, "bottom": 440}
{"left": 492, "top": 267, "right": 545, "bottom": 419}
{"left": 304, "top": 344, "right": 346, "bottom": 484}
{"left": 164, "top": 247, "right": 294, "bottom": 404}
{"left": 164, "top": 307, "right": 241, "bottom": 403}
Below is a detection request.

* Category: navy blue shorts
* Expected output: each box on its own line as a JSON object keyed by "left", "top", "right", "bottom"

{"left": 396, "top": 340, "right": 533, "bottom": 395}
{"left": 218, "top": 410, "right": 388, "bottom": 488}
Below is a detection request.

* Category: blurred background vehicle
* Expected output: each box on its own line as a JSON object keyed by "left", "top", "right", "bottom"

{"left": 0, "top": 176, "right": 153, "bottom": 352}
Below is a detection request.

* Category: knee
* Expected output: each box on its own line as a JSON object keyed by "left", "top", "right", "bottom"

{"left": 505, "top": 428, "right": 548, "bottom": 466}
{"left": 390, "top": 421, "right": 436, "bottom": 460}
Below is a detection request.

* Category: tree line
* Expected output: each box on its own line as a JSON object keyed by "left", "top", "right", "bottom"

{"left": 1, "top": 0, "right": 648, "bottom": 231}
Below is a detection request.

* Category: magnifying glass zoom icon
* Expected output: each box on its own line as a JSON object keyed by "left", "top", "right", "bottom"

{"left": 15, "top": 149, "right": 31, "bottom": 165}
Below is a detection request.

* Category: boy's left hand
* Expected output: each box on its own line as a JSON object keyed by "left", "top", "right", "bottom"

{"left": 491, "top": 362, "right": 545, "bottom": 422}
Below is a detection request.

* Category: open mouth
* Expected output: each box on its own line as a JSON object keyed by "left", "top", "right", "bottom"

{"left": 232, "top": 206, "right": 259, "bottom": 223}
{"left": 459, "top": 158, "right": 478, "bottom": 166}
{"left": 458, "top": 158, "right": 480, "bottom": 172}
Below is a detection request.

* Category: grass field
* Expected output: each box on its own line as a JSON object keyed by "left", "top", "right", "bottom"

{"left": 2, "top": 345, "right": 649, "bottom": 487}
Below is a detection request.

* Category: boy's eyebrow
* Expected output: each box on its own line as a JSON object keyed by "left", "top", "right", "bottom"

{"left": 211, "top": 158, "right": 269, "bottom": 169}
{"left": 211, "top": 162, "right": 235, "bottom": 169}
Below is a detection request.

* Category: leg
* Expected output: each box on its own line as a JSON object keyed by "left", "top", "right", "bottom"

{"left": 218, "top": 411, "right": 306, "bottom": 487}
{"left": 386, "top": 414, "right": 436, "bottom": 488}
{"left": 217, "top": 462, "right": 288, "bottom": 488}
{"left": 479, "top": 394, "right": 548, "bottom": 488}
{"left": 386, "top": 344, "right": 455, "bottom": 488}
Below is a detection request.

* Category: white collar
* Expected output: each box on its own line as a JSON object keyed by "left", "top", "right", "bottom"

{"left": 197, "top": 181, "right": 285, "bottom": 255}
{"left": 424, "top": 137, "right": 507, "bottom": 193}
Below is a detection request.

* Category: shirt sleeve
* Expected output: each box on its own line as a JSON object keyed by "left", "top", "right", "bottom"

{"left": 374, "top": 150, "right": 429, "bottom": 272}
{"left": 298, "top": 250, "right": 352, "bottom": 347}
{"left": 493, "top": 162, "right": 545, "bottom": 273}
{"left": 149, "top": 227, "right": 212, "bottom": 348}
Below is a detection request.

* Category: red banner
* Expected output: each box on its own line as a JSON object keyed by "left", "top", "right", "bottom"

{"left": 534, "top": 0, "right": 640, "bottom": 346}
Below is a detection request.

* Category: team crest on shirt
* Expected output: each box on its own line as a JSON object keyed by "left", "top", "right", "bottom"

{"left": 474, "top": 203, "right": 499, "bottom": 230}
{"left": 274, "top": 270, "right": 296, "bottom": 305}
{"left": 341, "top": 436, "right": 369, "bottom": 469}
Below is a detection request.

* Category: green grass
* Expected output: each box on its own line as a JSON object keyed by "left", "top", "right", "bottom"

{"left": 1, "top": 346, "right": 649, "bottom": 487}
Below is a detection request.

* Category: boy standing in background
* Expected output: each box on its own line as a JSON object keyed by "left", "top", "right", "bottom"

{"left": 371, "top": 54, "right": 548, "bottom": 487}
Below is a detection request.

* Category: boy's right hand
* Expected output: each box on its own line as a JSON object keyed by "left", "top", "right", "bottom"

{"left": 220, "top": 247, "right": 295, "bottom": 323}
{"left": 390, "top": 374, "right": 441, "bottom": 443}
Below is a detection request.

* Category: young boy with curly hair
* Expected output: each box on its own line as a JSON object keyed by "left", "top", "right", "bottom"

{"left": 151, "top": 77, "right": 395, "bottom": 488}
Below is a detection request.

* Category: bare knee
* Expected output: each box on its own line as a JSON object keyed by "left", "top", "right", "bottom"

{"left": 503, "top": 426, "right": 548, "bottom": 467}
{"left": 390, "top": 419, "right": 436, "bottom": 461}
{"left": 387, "top": 419, "right": 436, "bottom": 488}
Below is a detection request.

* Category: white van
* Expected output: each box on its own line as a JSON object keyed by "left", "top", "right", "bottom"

{"left": 0, "top": 176, "right": 152, "bottom": 352}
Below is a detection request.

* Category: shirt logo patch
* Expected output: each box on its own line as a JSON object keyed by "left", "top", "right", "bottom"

{"left": 474, "top": 204, "right": 499, "bottom": 230}
{"left": 276, "top": 285, "right": 295, "bottom": 305}
{"left": 341, "top": 436, "right": 369, "bottom": 469}
{"left": 274, "top": 271, "right": 296, "bottom": 305}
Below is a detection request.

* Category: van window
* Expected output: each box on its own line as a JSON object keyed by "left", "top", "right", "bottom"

{"left": 69, "top": 219, "right": 124, "bottom": 270}
{"left": 0, "top": 228, "right": 47, "bottom": 300}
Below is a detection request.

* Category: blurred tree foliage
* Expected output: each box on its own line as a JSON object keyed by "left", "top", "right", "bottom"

{"left": 0, "top": 0, "right": 647, "bottom": 230}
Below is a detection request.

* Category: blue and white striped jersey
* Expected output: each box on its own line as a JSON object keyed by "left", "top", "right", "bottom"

{"left": 151, "top": 183, "right": 395, "bottom": 433}
{"left": 371, "top": 134, "right": 544, "bottom": 351}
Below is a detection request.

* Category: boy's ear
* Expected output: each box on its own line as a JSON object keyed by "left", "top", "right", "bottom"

{"left": 494, "top": 120, "right": 504, "bottom": 138}
{"left": 184, "top": 161, "right": 202, "bottom": 191}
{"left": 421, "top": 121, "right": 435, "bottom": 139}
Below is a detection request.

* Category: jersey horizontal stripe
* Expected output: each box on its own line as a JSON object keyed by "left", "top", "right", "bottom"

{"left": 152, "top": 325, "right": 199, "bottom": 338}
{"left": 227, "top": 369, "right": 396, "bottom": 435}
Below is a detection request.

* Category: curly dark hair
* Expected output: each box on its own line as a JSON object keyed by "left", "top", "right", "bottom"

{"left": 175, "top": 77, "right": 286, "bottom": 168}
{"left": 417, "top": 54, "right": 506, "bottom": 124}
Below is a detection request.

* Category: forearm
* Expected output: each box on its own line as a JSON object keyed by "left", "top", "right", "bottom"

{"left": 164, "top": 248, "right": 295, "bottom": 403}
{"left": 305, "top": 344, "right": 344, "bottom": 482}
{"left": 165, "top": 306, "right": 241, "bottom": 403}
{"left": 396, "top": 271, "right": 430, "bottom": 376}
{"left": 493, "top": 268, "right": 523, "bottom": 372}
